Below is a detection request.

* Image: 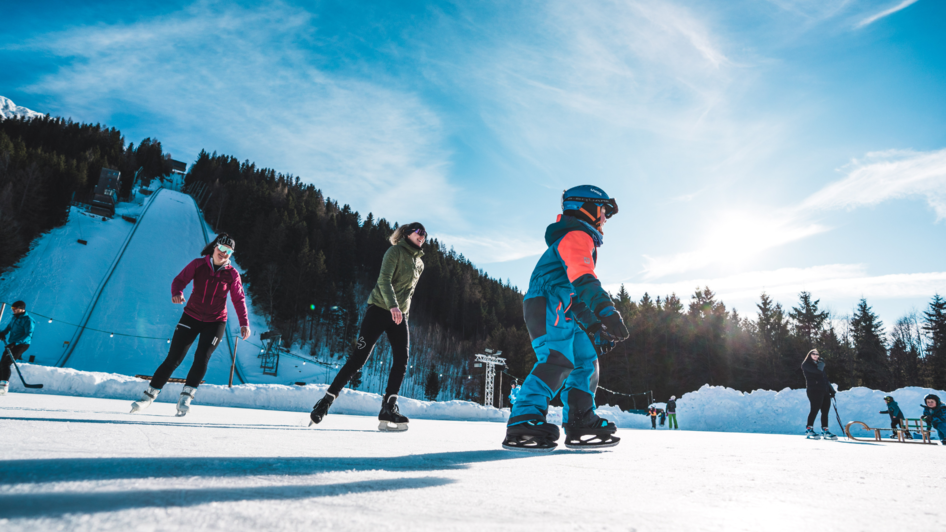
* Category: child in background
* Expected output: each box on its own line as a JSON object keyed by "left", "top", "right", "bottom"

{"left": 879, "top": 395, "right": 911, "bottom": 439}
{"left": 649, "top": 406, "right": 657, "bottom": 429}
{"left": 921, "top": 394, "right": 946, "bottom": 445}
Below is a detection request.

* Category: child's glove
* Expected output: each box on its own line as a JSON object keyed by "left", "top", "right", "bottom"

{"left": 585, "top": 323, "right": 616, "bottom": 356}
{"left": 597, "top": 307, "right": 629, "bottom": 340}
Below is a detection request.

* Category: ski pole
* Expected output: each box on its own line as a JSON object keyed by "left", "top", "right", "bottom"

{"left": 228, "top": 334, "right": 240, "bottom": 388}
{"left": 832, "top": 396, "right": 845, "bottom": 439}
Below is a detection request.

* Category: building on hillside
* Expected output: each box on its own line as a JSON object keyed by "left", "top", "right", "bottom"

{"left": 170, "top": 159, "right": 187, "bottom": 176}
{"left": 90, "top": 167, "right": 121, "bottom": 217}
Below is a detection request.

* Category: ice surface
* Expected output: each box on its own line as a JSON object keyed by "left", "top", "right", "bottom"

{"left": 1, "top": 392, "right": 944, "bottom": 531}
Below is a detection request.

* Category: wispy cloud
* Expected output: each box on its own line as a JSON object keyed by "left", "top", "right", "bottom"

{"left": 434, "top": 234, "right": 547, "bottom": 265}
{"left": 18, "top": 1, "right": 458, "bottom": 227}
{"left": 802, "top": 148, "right": 946, "bottom": 219}
{"left": 641, "top": 147, "right": 946, "bottom": 279}
{"left": 855, "top": 0, "right": 920, "bottom": 28}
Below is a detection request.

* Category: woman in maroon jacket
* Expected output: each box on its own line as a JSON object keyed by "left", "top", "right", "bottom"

{"left": 131, "top": 234, "right": 251, "bottom": 416}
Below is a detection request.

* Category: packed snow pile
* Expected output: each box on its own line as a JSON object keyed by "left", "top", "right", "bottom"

{"left": 9, "top": 363, "right": 942, "bottom": 434}
{"left": 0, "top": 96, "right": 44, "bottom": 121}
{"left": 675, "top": 384, "right": 945, "bottom": 435}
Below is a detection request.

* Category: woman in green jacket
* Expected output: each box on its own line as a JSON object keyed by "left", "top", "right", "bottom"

{"left": 309, "top": 222, "right": 426, "bottom": 431}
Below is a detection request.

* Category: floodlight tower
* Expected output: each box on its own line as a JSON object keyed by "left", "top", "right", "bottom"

{"left": 475, "top": 349, "right": 505, "bottom": 408}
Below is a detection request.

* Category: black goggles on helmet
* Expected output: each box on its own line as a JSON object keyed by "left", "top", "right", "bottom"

{"left": 563, "top": 195, "right": 619, "bottom": 218}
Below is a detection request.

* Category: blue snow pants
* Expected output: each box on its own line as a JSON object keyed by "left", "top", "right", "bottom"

{"left": 508, "top": 289, "right": 599, "bottom": 426}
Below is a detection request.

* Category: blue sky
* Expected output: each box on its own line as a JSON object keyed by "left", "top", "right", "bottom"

{"left": 2, "top": 0, "right": 945, "bottom": 329}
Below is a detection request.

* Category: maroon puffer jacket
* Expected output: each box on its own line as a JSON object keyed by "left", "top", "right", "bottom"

{"left": 171, "top": 256, "right": 249, "bottom": 327}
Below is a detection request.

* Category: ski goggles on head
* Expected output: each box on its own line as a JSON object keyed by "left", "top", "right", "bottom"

{"left": 216, "top": 244, "right": 234, "bottom": 255}
{"left": 562, "top": 195, "right": 619, "bottom": 218}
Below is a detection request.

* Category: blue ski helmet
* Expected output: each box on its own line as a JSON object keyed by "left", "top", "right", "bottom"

{"left": 562, "top": 185, "right": 618, "bottom": 231}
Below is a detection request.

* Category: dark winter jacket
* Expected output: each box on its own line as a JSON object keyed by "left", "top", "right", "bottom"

{"left": 367, "top": 239, "right": 425, "bottom": 319}
{"left": 0, "top": 311, "right": 35, "bottom": 346}
{"left": 922, "top": 405, "right": 946, "bottom": 428}
{"left": 880, "top": 400, "right": 904, "bottom": 420}
{"left": 172, "top": 256, "right": 249, "bottom": 327}
{"left": 667, "top": 399, "right": 676, "bottom": 414}
{"left": 801, "top": 359, "right": 834, "bottom": 395}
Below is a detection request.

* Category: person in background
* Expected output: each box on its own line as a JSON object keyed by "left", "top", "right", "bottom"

{"left": 667, "top": 395, "right": 678, "bottom": 430}
{"left": 879, "top": 395, "right": 911, "bottom": 440}
{"left": 0, "top": 301, "right": 36, "bottom": 395}
{"left": 659, "top": 409, "right": 666, "bottom": 427}
{"left": 801, "top": 349, "right": 838, "bottom": 440}
{"left": 921, "top": 394, "right": 946, "bottom": 445}
{"left": 649, "top": 406, "right": 657, "bottom": 429}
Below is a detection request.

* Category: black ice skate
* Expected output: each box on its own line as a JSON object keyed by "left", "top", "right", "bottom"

{"left": 378, "top": 394, "right": 409, "bottom": 432}
{"left": 502, "top": 420, "right": 560, "bottom": 452}
{"left": 309, "top": 392, "right": 335, "bottom": 426}
{"left": 563, "top": 410, "right": 620, "bottom": 450}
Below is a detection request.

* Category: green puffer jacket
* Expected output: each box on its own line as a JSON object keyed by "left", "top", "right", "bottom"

{"left": 367, "top": 239, "right": 425, "bottom": 319}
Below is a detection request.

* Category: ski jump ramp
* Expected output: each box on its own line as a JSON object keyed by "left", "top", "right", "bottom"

{"left": 57, "top": 189, "right": 246, "bottom": 384}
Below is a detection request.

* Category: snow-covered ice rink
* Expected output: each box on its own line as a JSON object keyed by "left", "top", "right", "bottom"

{"left": 1, "top": 393, "right": 943, "bottom": 531}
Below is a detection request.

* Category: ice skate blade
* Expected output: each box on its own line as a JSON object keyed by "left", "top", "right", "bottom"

{"left": 176, "top": 411, "right": 188, "bottom": 417}
{"left": 502, "top": 442, "right": 557, "bottom": 452}
{"left": 564, "top": 434, "right": 620, "bottom": 450}
{"left": 378, "top": 421, "right": 409, "bottom": 432}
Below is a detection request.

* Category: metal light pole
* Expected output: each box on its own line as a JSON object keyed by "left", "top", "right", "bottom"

{"left": 475, "top": 350, "right": 505, "bottom": 408}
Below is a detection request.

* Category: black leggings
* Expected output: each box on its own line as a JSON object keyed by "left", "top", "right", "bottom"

{"left": 328, "top": 305, "right": 409, "bottom": 397}
{"left": 0, "top": 345, "right": 30, "bottom": 382}
{"left": 806, "top": 388, "right": 832, "bottom": 428}
{"left": 150, "top": 312, "right": 226, "bottom": 389}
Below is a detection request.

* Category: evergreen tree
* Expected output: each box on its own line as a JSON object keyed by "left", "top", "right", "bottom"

{"left": 425, "top": 369, "right": 441, "bottom": 401}
{"left": 789, "top": 291, "right": 829, "bottom": 348}
{"left": 851, "top": 298, "right": 888, "bottom": 389}
{"left": 923, "top": 294, "right": 946, "bottom": 389}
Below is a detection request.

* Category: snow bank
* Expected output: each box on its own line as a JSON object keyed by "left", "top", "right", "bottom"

{"left": 8, "top": 364, "right": 942, "bottom": 433}
{"left": 674, "top": 384, "right": 946, "bottom": 435}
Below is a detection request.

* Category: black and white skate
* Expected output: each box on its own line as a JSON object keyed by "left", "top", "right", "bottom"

{"left": 563, "top": 414, "right": 620, "bottom": 450}
{"left": 502, "top": 421, "right": 559, "bottom": 452}
{"left": 309, "top": 393, "right": 335, "bottom": 426}
{"left": 378, "top": 394, "right": 409, "bottom": 432}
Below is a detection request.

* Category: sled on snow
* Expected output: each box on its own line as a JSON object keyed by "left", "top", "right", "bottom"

{"left": 844, "top": 420, "right": 935, "bottom": 444}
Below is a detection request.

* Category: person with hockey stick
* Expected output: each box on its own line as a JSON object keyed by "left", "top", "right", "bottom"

{"left": 920, "top": 394, "right": 946, "bottom": 445}
{"left": 130, "top": 234, "right": 250, "bottom": 416}
{"left": 879, "top": 395, "right": 912, "bottom": 440}
{"left": 503, "top": 185, "right": 629, "bottom": 451}
{"left": 309, "top": 222, "right": 427, "bottom": 432}
{"left": 667, "top": 395, "right": 679, "bottom": 430}
{"left": 0, "top": 301, "right": 36, "bottom": 396}
{"left": 801, "top": 349, "right": 838, "bottom": 440}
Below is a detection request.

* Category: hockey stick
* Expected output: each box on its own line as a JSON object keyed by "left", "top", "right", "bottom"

{"left": 228, "top": 335, "right": 240, "bottom": 388}
{"left": 3, "top": 346, "right": 43, "bottom": 389}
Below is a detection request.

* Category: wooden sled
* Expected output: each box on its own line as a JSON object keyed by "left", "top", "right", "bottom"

{"left": 844, "top": 420, "right": 935, "bottom": 444}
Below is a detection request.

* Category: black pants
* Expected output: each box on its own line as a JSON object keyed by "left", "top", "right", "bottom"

{"left": 328, "top": 305, "right": 409, "bottom": 397}
{"left": 0, "top": 345, "right": 30, "bottom": 382}
{"left": 150, "top": 313, "right": 226, "bottom": 389}
{"left": 806, "top": 388, "right": 832, "bottom": 428}
{"left": 651, "top": 416, "right": 657, "bottom": 428}
{"left": 890, "top": 416, "right": 904, "bottom": 431}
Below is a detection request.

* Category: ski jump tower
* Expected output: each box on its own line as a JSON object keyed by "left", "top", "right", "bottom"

{"left": 475, "top": 349, "right": 505, "bottom": 408}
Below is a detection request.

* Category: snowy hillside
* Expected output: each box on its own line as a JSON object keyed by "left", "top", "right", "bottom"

{"left": 0, "top": 96, "right": 43, "bottom": 121}
{"left": 0, "top": 188, "right": 333, "bottom": 387}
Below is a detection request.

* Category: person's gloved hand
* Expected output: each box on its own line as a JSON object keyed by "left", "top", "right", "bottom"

{"left": 597, "top": 307, "right": 629, "bottom": 340}
{"left": 584, "top": 323, "right": 615, "bottom": 356}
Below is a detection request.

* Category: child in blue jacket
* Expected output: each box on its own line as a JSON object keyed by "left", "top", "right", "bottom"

{"left": 921, "top": 394, "right": 946, "bottom": 445}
